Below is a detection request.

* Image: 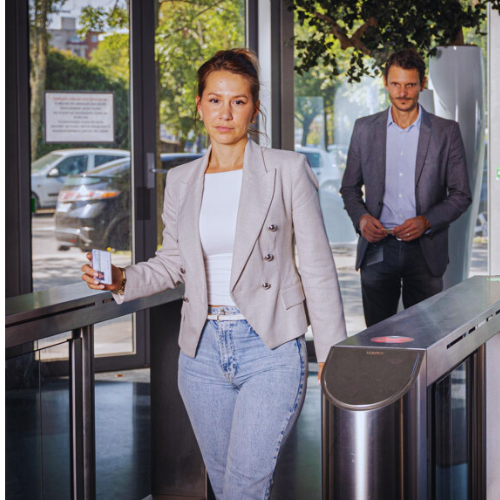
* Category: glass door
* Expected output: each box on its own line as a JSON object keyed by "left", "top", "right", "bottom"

{"left": 29, "top": 0, "right": 135, "bottom": 363}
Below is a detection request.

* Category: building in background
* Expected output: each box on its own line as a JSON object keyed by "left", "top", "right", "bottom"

{"left": 48, "top": 16, "right": 101, "bottom": 60}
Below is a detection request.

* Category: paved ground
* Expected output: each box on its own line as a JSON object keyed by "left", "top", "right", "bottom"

{"left": 32, "top": 212, "right": 489, "bottom": 358}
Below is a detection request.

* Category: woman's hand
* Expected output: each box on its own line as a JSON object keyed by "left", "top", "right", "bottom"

{"left": 81, "top": 253, "right": 123, "bottom": 291}
{"left": 318, "top": 362, "right": 324, "bottom": 385}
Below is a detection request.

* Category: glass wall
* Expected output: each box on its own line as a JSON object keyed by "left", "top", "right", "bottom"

{"left": 29, "top": 0, "right": 134, "bottom": 357}
{"left": 293, "top": 12, "right": 387, "bottom": 336}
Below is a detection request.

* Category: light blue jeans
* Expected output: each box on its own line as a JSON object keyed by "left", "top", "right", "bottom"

{"left": 178, "top": 306, "right": 307, "bottom": 500}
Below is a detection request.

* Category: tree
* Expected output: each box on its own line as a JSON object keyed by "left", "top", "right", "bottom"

{"left": 37, "top": 49, "right": 130, "bottom": 158}
{"left": 29, "top": 0, "right": 67, "bottom": 161}
{"left": 89, "top": 33, "right": 130, "bottom": 83}
{"left": 295, "top": 68, "right": 337, "bottom": 146}
{"left": 293, "top": 0, "right": 500, "bottom": 82}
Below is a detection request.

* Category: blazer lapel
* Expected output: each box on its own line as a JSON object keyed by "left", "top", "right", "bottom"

{"left": 177, "top": 149, "right": 210, "bottom": 300}
{"left": 373, "top": 109, "right": 389, "bottom": 217}
{"left": 230, "top": 139, "right": 276, "bottom": 291}
{"left": 415, "top": 107, "right": 432, "bottom": 186}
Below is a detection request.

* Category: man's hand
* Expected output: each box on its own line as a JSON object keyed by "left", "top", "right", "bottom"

{"left": 359, "top": 214, "right": 387, "bottom": 243}
{"left": 393, "top": 216, "right": 430, "bottom": 241}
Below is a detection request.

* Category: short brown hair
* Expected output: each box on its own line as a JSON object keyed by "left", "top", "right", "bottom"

{"left": 384, "top": 49, "right": 426, "bottom": 85}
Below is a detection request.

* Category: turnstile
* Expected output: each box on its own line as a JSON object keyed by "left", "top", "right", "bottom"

{"left": 322, "top": 276, "right": 500, "bottom": 499}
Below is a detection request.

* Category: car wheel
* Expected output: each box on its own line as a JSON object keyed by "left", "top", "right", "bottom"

{"left": 106, "top": 218, "right": 131, "bottom": 251}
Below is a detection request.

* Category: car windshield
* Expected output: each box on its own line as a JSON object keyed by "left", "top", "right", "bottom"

{"left": 31, "top": 153, "right": 63, "bottom": 172}
{"left": 63, "top": 160, "right": 130, "bottom": 186}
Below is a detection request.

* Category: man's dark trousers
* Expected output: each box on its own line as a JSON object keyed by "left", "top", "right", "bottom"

{"left": 360, "top": 235, "right": 443, "bottom": 327}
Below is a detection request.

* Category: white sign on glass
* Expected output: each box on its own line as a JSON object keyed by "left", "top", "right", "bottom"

{"left": 44, "top": 91, "right": 115, "bottom": 143}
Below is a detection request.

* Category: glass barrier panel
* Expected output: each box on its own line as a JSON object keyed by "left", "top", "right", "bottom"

{"left": 95, "top": 369, "right": 151, "bottom": 499}
{"left": 434, "top": 358, "right": 471, "bottom": 500}
{"left": 40, "top": 343, "right": 71, "bottom": 499}
{"left": 5, "top": 352, "right": 42, "bottom": 500}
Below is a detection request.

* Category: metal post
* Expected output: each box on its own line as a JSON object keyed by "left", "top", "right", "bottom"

{"left": 473, "top": 345, "right": 486, "bottom": 499}
{"left": 70, "top": 326, "right": 96, "bottom": 499}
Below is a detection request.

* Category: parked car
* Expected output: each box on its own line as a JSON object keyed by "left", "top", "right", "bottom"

{"left": 31, "top": 148, "right": 130, "bottom": 210}
{"left": 296, "top": 146, "right": 342, "bottom": 192}
{"left": 55, "top": 153, "right": 202, "bottom": 251}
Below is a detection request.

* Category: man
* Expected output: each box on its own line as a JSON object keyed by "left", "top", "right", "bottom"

{"left": 340, "top": 48, "right": 472, "bottom": 327}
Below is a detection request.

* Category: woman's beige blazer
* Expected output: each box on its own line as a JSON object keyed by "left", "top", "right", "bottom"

{"left": 114, "top": 139, "right": 346, "bottom": 362}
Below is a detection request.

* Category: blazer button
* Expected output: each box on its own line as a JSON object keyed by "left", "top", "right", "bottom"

{"left": 180, "top": 267, "right": 186, "bottom": 274}
{"left": 268, "top": 224, "right": 278, "bottom": 232}
{"left": 261, "top": 283, "right": 271, "bottom": 290}
{"left": 264, "top": 254, "right": 274, "bottom": 261}
{"left": 182, "top": 295, "right": 189, "bottom": 302}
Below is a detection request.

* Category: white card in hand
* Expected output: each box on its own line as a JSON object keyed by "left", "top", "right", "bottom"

{"left": 91, "top": 249, "right": 112, "bottom": 285}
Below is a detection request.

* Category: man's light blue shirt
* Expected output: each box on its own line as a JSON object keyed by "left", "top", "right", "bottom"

{"left": 379, "top": 105, "right": 422, "bottom": 229}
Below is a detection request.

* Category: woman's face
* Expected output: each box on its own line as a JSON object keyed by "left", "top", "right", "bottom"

{"left": 196, "top": 70, "right": 259, "bottom": 148}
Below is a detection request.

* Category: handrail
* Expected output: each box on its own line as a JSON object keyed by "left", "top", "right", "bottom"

{"left": 5, "top": 281, "right": 184, "bottom": 350}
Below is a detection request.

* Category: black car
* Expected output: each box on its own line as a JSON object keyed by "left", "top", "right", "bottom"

{"left": 55, "top": 153, "right": 202, "bottom": 251}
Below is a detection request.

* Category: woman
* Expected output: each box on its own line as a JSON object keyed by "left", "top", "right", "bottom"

{"left": 82, "top": 48, "right": 346, "bottom": 500}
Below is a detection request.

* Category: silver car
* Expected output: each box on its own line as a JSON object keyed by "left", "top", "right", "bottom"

{"left": 31, "top": 148, "right": 129, "bottom": 209}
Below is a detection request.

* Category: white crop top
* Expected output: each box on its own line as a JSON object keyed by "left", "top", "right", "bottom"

{"left": 199, "top": 169, "right": 243, "bottom": 305}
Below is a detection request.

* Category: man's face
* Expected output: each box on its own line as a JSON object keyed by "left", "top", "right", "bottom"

{"left": 383, "top": 65, "right": 426, "bottom": 113}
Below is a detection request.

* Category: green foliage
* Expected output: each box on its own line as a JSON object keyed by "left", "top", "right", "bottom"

{"left": 38, "top": 49, "right": 130, "bottom": 158}
{"left": 78, "top": 4, "right": 128, "bottom": 37}
{"left": 294, "top": 0, "right": 500, "bottom": 82}
{"left": 89, "top": 33, "right": 130, "bottom": 83}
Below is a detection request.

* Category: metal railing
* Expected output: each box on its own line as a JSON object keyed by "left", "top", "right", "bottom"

{"left": 321, "top": 275, "right": 500, "bottom": 499}
{"left": 5, "top": 282, "right": 183, "bottom": 499}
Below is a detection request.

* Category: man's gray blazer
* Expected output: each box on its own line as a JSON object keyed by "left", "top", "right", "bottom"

{"left": 114, "top": 139, "right": 346, "bottom": 362}
{"left": 341, "top": 107, "right": 472, "bottom": 277}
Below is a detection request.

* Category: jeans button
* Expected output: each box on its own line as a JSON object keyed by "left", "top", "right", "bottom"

{"left": 261, "top": 283, "right": 271, "bottom": 290}
{"left": 268, "top": 224, "right": 277, "bottom": 232}
{"left": 264, "top": 254, "right": 274, "bottom": 261}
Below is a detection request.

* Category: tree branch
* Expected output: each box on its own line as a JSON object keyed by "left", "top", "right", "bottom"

{"left": 311, "top": 11, "right": 373, "bottom": 55}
